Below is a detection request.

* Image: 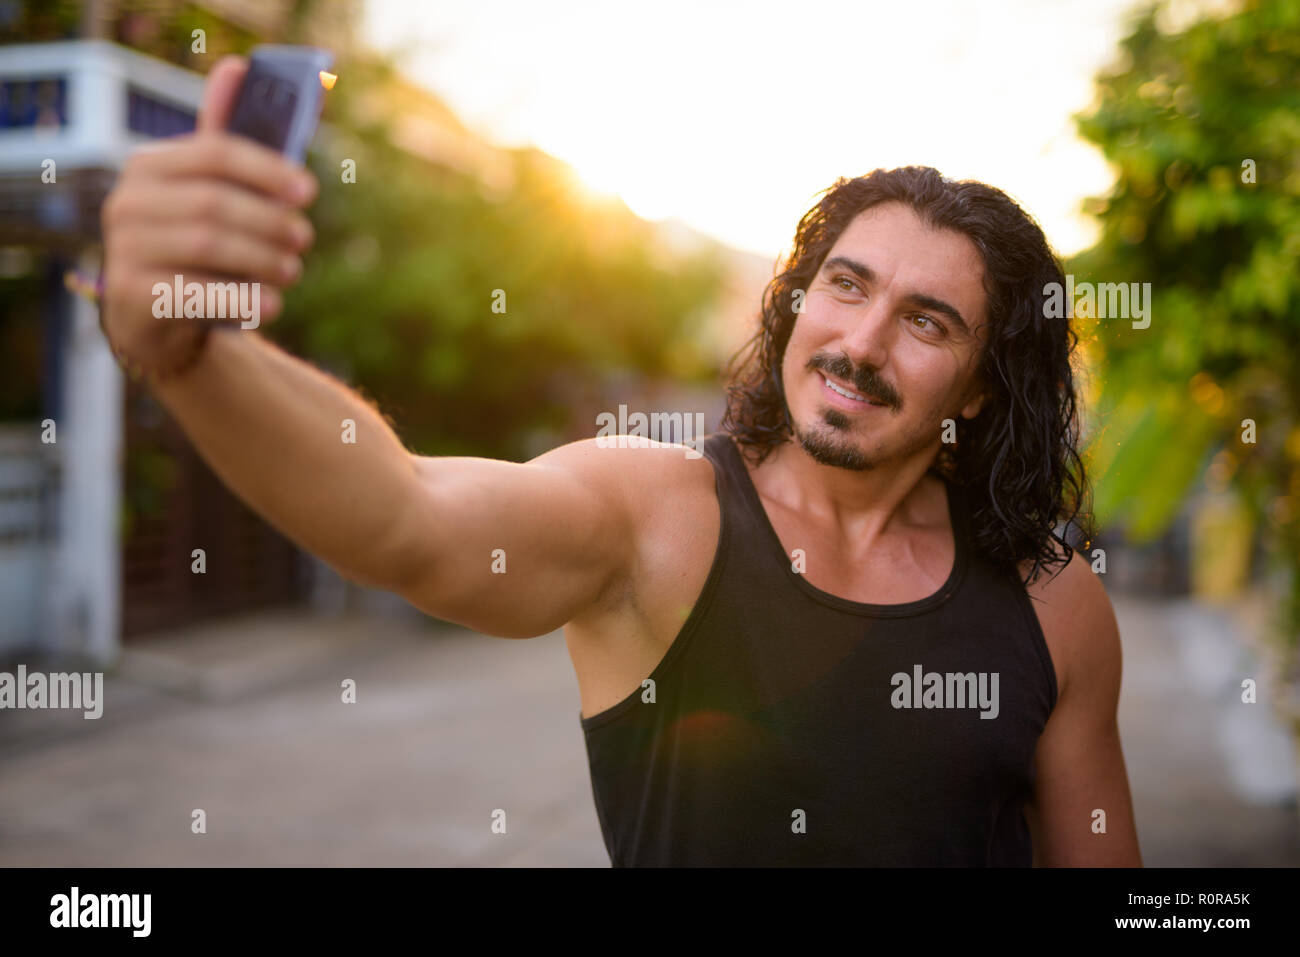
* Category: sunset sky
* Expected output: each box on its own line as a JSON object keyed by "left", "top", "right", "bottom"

{"left": 363, "top": 0, "right": 1201, "bottom": 261}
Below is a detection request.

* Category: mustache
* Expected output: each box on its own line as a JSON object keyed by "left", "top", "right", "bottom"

{"left": 806, "top": 352, "right": 901, "bottom": 410}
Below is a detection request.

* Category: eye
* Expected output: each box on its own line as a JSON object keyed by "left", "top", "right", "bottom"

{"left": 832, "top": 275, "right": 860, "bottom": 293}
{"left": 910, "top": 313, "right": 945, "bottom": 335}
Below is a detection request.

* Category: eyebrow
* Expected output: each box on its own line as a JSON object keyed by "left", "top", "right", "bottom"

{"left": 820, "top": 255, "right": 971, "bottom": 333}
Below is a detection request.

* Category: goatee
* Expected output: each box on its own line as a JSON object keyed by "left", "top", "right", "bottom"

{"left": 795, "top": 412, "right": 874, "bottom": 471}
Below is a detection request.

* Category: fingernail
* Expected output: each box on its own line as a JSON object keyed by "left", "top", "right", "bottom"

{"left": 292, "top": 174, "right": 316, "bottom": 203}
{"left": 281, "top": 256, "right": 302, "bottom": 282}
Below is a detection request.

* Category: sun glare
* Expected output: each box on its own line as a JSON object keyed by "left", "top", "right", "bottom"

{"left": 367, "top": 0, "right": 1137, "bottom": 259}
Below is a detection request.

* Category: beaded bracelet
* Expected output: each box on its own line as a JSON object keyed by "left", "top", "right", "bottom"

{"left": 65, "top": 269, "right": 214, "bottom": 386}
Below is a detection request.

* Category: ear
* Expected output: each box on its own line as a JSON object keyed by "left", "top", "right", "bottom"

{"left": 959, "top": 381, "right": 986, "bottom": 420}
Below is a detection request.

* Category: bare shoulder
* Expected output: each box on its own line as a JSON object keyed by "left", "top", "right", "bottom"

{"left": 530, "top": 435, "right": 722, "bottom": 605}
{"left": 1019, "top": 545, "right": 1122, "bottom": 704}
{"left": 530, "top": 435, "right": 719, "bottom": 514}
{"left": 544, "top": 435, "right": 722, "bottom": 653}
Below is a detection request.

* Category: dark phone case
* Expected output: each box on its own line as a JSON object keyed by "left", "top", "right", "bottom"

{"left": 226, "top": 46, "right": 334, "bottom": 163}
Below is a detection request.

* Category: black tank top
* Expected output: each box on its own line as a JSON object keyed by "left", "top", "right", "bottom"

{"left": 580, "top": 432, "right": 1059, "bottom": 866}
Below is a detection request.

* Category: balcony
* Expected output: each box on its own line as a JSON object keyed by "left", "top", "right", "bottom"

{"left": 0, "top": 40, "right": 201, "bottom": 246}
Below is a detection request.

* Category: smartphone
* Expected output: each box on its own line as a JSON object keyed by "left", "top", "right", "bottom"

{"left": 226, "top": 45, "right": 334, "bottom": 163}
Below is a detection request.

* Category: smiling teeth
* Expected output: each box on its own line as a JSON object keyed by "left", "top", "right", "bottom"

{"left": 823, "top": 375, "right": 868, "bottom": 402}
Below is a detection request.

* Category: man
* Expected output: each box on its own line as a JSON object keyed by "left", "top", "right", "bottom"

{"left": 100, "top": 56, "right": 1141, "bottom": 866}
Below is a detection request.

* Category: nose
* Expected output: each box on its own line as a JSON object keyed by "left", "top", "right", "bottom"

{"left": 839, "top": 297, "right": 893, "bottom": 373}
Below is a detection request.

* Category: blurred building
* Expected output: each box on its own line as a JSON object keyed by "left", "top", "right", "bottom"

{"left": 0, "top": 0, "right": 361, "bottom": 662}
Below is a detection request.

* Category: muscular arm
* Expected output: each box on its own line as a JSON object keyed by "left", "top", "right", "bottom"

{"left": 1024, "top": 550, "right": 1143, "bottom": 866}
{"left": 103, "top": 54, "right": 639, "bottom": 637}
{"left": 156, "top": 331, "right": 636, "bottom": 636}
{"left": 383, "top": 439, "right": 640, "bottom": 638}
{"left": 149, "top": 327, "right": 425, "bottom": 591}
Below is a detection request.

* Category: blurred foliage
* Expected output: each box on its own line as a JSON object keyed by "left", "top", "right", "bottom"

{"left": 0, "top": 0, "right": 80, "bottom": 43}
{"left": 0, "top": 0, "right": 258, "bottom": 59}
{"left": 1072, "top": 0, "right": 1300, "bottom": 647}
{"left": 1, "top": 0, "right": 723, "bottom": 531}
{"left": 274, "top": 55, "right": 725, "bottom": 459}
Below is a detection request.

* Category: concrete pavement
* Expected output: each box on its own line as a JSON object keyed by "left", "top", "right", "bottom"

{"left": 1, "top": 593, "right": 1297, "bottom": 866}
{"left": 0, "top": 608, "right": 610, "bottom": 866}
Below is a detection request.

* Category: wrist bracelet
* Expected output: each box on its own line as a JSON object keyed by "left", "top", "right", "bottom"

{"left": 97, "top": 310, "right": 214, "bottom": 385}
{"left": 67, "top": 269, "right": 215, "bottom": 385}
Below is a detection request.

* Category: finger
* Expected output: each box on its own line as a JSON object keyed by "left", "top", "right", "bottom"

{"left": 126, "top": 132, "right": 317, "bottom": 206}
{"left": 197, "top": 56, "right": 249, "bottom": 134}
{"left": 110, "top": 181, "right": 314, "bottom": 252}
{"left": 115, "top": 221, "right": 303, "bottom": 287}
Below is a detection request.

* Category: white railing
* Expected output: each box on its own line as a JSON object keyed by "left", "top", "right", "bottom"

{"left": 0, "top": 39, "right": 202, "bottom": 175}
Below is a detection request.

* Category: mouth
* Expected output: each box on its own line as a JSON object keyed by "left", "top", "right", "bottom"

{"left": 819, "top": 373, "right": 888, "bottom": 409}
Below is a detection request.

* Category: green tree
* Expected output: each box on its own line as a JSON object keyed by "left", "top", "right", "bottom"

{"left": 1072, "top": 0, "right": 1300, "bottom": 652}
{"left": 274, "top": 56, "right": 725, "bottom": 460}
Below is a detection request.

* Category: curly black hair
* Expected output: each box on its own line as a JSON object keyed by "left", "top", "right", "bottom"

{"left": 721, "top": 166, "right": 1092, "bottom": 587}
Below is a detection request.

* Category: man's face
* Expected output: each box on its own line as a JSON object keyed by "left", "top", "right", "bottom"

{"left": 780, "top": 201, "right": 990, "bottom": 471}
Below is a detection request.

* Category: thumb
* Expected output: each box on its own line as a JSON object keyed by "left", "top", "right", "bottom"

{"left": 196, "top": 55, "right": 249, "bottom": 133}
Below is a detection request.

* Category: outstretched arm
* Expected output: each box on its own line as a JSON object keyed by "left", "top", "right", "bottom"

{"left": 102, "top": 55, "right": 636, "bottom": 635}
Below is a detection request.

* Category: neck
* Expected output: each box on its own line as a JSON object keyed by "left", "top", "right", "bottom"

{"left": 748, "top": 437, "right": 948, "bottom": 543}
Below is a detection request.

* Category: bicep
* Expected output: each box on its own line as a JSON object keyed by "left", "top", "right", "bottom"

{"left": 385, "top": 440, "right": 634, "bottom": 638}
{"left": 1026, "top": 554, "right": 1142, "bottom": 866}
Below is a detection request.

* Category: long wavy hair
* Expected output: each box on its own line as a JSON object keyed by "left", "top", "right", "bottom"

{"left": 721, "top": 166, "right": 1091, "bottom": 586}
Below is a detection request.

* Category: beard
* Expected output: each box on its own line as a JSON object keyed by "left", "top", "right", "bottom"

{"left": 791, "top": 350, "right": 905, "bottom": 471}
{"left": 794, "top": 409, "right": 877, "bottom": 471}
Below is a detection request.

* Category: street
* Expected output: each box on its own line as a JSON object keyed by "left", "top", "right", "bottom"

{"left": 1, "top": 594, "right": 1296, "bottom": 866}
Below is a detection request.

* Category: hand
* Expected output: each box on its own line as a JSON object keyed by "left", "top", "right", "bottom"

{"left": 99, "top": 55, "right": 319, "bottom": 377}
